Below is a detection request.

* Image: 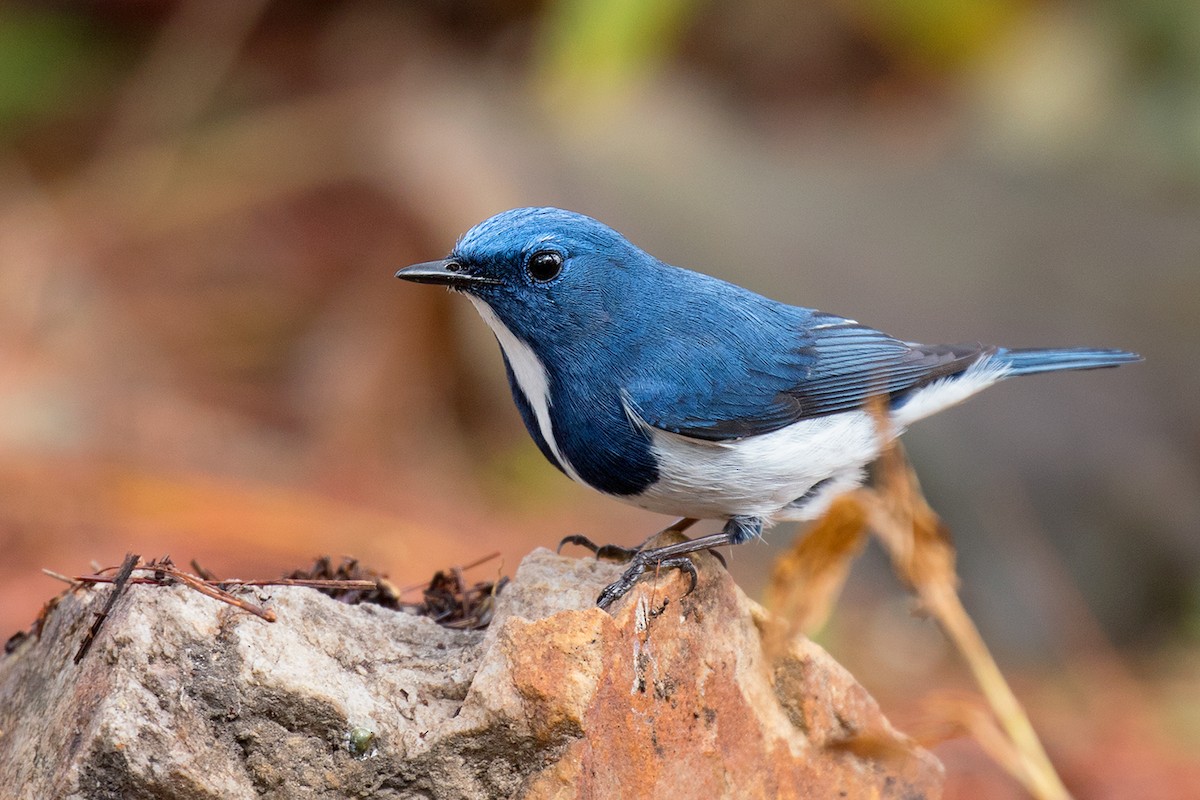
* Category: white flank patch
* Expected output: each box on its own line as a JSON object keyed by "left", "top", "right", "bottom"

{"left": 625, "top": 355, "right": 1012, "bottom": 524}
{"left": 467, "top": 297, "right": 584, "bottom": 484}
{"left": 629, "top": 408, "right": 882, "bottom": 523}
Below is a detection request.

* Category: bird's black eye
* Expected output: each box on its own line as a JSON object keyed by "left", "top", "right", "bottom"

{"left": 527, "top": 250, "right": 564, "bottom": 283}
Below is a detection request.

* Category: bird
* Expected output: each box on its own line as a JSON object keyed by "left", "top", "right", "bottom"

{"left": 396, "top": 207, "right": 1141, "bottom": 608}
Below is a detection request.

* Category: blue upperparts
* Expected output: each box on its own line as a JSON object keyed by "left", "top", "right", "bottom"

{"left": 424, "top": 207, "right": 1140, "bottom": 496}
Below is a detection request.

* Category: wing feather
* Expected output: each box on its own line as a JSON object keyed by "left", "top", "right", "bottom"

{"left": 626, "top": 309, "right": 990, "bottom": 441}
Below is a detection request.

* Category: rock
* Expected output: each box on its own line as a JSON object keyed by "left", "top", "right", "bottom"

{"left": 0, "top": 548, "right": 942, "bottom": 799}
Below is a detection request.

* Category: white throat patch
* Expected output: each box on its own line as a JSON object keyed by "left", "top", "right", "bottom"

{"left": 467, "top": 296, "right": 582, "bottom": 483}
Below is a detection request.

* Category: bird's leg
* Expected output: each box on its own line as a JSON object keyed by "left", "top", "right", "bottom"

{"left": 596, "top": 515, "right": 763, "bottom": 609}
{"left": 558, "top": 517, "right": 698, "bottom": 562}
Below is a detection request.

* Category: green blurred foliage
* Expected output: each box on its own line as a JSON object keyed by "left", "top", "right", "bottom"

{"left": 537, "top": 0, "right": 697, "bottom": 104}
{"left": 0, "top": 7, "right": 121, "bottom": 136}
{"left": 1111, "top": 0, "right": 1200, "bottom": 77}
{"left": 850, "top": 0, "right": 1029, "bottom": 69}
{"left": 1106, "top": 0, "right": 1200, "bottom": 170}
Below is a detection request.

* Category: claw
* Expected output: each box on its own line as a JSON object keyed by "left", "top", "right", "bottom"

{"left": 596, "top": 578, "right": 630, "bottom": 610}
{"left": 558, "top": 535, "right": 642, "bottom": 563}
{"left": 596, "top": 555, "right": 647, "bottom": 608}
{"left": 657, "top": 556, "right": 698, "bottom": 596}
{"left": 557, "top": 534, "right": 600, "bottom": 555}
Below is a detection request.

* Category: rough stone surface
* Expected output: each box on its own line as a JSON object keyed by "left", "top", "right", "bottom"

{"left": 0, "top": 549, "right": 942, "bottom": 799}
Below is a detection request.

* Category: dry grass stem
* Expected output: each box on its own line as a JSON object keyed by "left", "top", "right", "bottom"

{"left": 766, "top": 395, "right": 1074, "bottom": 800}
{"left": 866, "top": 426, "right": 1072, "bottom": 800}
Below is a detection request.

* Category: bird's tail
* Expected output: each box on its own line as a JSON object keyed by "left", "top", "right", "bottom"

{"left": 993, "top": 347, "right": 1142, "bottom": 377}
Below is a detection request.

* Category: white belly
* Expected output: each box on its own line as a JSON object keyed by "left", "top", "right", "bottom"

{"left": 629, "top": 409, "right": 882, "bottom": 523}
{"left": 624, "top": 358, "right": 1008, "bottom": 523}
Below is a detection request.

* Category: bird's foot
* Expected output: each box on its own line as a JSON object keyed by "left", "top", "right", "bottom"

{"left": 557, "top": 536, "right": 727, "bottom": 566}
{"left": 596, "top": 554, "right": 698, "bottom": 610}
{"left": 555, "top": 534, "right": 640, "bottom": 562}
{"left": 593, "top": 526, "right": 752, "bottom": 609}
{"left": 557, "top": 517, "right": 700, "bottom": 564}
{"left": 592, "top": 516, "right": 763, "bottom": 609}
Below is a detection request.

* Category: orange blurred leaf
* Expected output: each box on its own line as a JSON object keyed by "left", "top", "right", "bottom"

{"left": 764, "top": 492, "right": 867, "bottom": 646}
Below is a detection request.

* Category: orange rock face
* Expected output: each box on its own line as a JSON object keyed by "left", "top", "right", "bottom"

{"left": 485, "top": 550, "right": 943, "bottom": 800}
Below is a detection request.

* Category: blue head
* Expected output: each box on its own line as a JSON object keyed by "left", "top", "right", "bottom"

{"left": 397, "top": 208, "right": 657, "bottom": 353}
{"left": 398, "top": 207, "right": 686, "bottom": 495}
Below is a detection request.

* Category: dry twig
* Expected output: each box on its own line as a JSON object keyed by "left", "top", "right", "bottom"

{"left": 75, "top": 556, "right": 275, "bottom": 622}
{"left": 74, "top": 553, "right": 140, "bottom": 664}
{"left": 864, "top": 409, "right": 1072, "bottom": 800}
{"left": 73, "top": 554, "right": 507, "bottom": 624}
{"left": 50, "top": 553, "right": 509, "bottom": 663}
{"left": 766, "top": 397, "right": 1073, "bottom": 800}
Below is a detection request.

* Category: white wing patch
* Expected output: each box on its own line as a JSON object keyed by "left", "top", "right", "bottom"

{"left": 467, "top": 297, "right": 584, "bottom": 484}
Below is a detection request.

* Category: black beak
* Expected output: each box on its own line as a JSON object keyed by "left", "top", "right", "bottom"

{"left": 395, "top": 260, "right": 500, "bottom": 288}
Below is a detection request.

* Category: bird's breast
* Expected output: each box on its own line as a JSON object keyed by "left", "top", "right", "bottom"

{"left": 469, "top": 296, "right": 658, "bottom": 496}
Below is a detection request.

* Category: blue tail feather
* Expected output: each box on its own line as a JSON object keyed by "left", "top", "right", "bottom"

{"left": 994, "top": 347, "right": 1142, "bottom": 377}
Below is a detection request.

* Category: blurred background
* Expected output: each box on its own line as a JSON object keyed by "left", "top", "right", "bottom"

{"left": 0, "top": 0, "right": 1197, "bottom": 795}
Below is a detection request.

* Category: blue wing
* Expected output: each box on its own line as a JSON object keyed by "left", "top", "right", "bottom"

{"left": 624, "top": 303, "right": 988, "bottom": 442}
